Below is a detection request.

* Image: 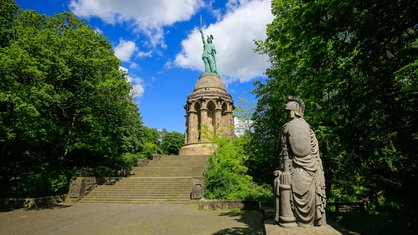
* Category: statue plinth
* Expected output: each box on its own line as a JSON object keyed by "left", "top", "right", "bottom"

{"left": 264, "top": 220, "right": 342, "bottom": 235}
{"left": 179, "top": 142, "right": 214, "bottom": 156}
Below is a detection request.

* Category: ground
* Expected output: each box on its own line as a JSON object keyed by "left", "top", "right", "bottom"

{"left": 0, "top": 203, "right": 264, "bottom": 235}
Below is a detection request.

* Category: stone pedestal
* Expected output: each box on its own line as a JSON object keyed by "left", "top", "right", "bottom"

{"left": 65, "top": 177, "right": 97, "bottom": 203}
{"left": 264, "top": 220, "right": 342, "bottom": 235}
{"left": 179, "top": 142, "right": 214, "bottom": 155}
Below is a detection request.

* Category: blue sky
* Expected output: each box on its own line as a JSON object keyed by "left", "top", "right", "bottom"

{"left": 15, "top": 0, "right": 273, "bottom": 133}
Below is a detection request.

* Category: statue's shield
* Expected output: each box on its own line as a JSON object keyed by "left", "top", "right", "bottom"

{"left": 288, "top": 119, "right": 311, "bottom": 157}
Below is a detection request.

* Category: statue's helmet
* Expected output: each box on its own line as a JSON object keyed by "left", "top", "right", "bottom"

{"left": 207, "top": 34, "right": 214, "bottom": 43}
{"left": 285, "top": 96, "right": 305, "bottom": 117}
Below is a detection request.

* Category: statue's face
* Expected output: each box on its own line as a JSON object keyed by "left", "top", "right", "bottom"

{"left": 207, "top": 38, "right": 212, "bottom": 43}
{"left": 286, "top": 109, "right": 295, "bottom": 120}
{"left": 285, "top": 101, "right": 299, "bottom": 119}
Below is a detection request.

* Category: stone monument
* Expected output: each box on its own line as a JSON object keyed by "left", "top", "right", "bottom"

{"left": 179, "top": 18, "right": 234, "bottom": 156}
{"left": 274, "top": 96, "right": 327, "bottom": 228}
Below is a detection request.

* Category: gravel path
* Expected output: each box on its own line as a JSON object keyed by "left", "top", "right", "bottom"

{"left": 0, "top": 203, "right": 263, "bottom": 235}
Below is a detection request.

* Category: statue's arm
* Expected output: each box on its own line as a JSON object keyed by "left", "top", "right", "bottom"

{"left": 212, "top": 46, "right": 216, "bottom": 55}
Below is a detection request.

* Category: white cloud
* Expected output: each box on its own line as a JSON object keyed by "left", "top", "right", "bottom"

{"left": 137, "top": 50, "right": 152, "bottom": 58}
{"left": 174, "top": 0, "right": 273, "bottom": 82}
{"left": 131, "top": 83, "right": 145, "bottom": 99}
{"left": 114, "top": 39, "right": 137, "bottom": 62}
{"left": 94, "top": 27, "right": 103, "bottom": 35}
{"left": 119, "top": 66, "right": 144, "bottom": 99}
{"left": 129, "top": 62, "right": 140, "bottom": 70}
{"left": 70, "top": 0, "right": 204, "bottom": 48}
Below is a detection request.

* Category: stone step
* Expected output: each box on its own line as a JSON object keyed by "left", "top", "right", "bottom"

{"left": 80, "top": 198, "right": 192, "bottom": 204}
{"left": 84, "top": 194, "right": 189, "bottom": 199}
{"left": 112, "top": 178, "right": 192, "bottom": 183}
{"left": 122, "top": 176, "right": 193, "bottom": 180}
{"left": 93, "top": 185, "right": 191, "bottom": 188}
{"left": 132, "top": 172, "right": 205, "bottom": 177}
{"left": 132, "top": 171, "right": 207, "bottom": 177}
{"left": 82, "top": 192, "right": 191, "bottom": 202}
{"left": 87, "top": 193, "right": 189, "bottom": 197}
{"left": 88, "top": 189, "right": 191, "bottom": 193}
{"left": 109, "top": 182, "right": 191, "bottom": 185}
{"left": 90, "top": 187, "right": 189, "bottom": 190}
{"left": 103, "top": 186, "right": 190, "bottom": 189}
{"left": 149, "top": 157, "right": 209, "bottom": 162}
{"left": 80, "top": 155, "right": 209, "bottom": 204}
{"left": 89, "top": 187, "right": 191, "bottom": 192}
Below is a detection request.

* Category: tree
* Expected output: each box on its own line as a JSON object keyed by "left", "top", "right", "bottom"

{"left": 140, "top": 126, "right": 162, "bottom": 158}
{"left": 0, "top": 0, "right": 18, "bottom": 47}
{"left": 161, "top": 131, "right": 184, "bottom": 155}
{"left": 234, "top": 97, "right": 255, "bottom": 136}
{"left": 0, "top": 2, "right": 144, "bottom": 197}
{"left": 252, "top": 0, "right": 418, "bottom": 210}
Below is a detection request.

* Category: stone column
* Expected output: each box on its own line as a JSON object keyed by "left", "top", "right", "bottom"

{"left": 214, "top": 108, "right": 222, "bottom": 135}
{"left": 188, "top": 110, "right": 198, "bottom": 143}
{"left": 200, "top": 104, "right": 208, "bottom": 141}
{"left": 223, "top": 102, "right": 234, "bottom": 138}
{"left": 184, "top": 113, "right": 188, "bottom": 144}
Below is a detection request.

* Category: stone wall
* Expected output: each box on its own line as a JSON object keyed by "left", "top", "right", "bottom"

{"left": 65, "top": 176, "right": 120, "bottom": 203}
{"left": 0, "top": 195, "right": 66, "bottom": 211}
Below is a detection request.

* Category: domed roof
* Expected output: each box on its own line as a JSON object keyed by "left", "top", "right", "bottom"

{"left": 193, "top": 73, "right": 226, "bottom": 91}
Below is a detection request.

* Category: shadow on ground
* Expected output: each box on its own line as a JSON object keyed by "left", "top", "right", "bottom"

{"left": 212, "top": 210, "right": 264, "bottom": 235}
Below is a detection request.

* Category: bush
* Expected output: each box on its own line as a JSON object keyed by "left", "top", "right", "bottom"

{"left": 49, "top": 173, "right": 68, "bottom": 195}
{"left": 205, "top": 166, "right": 272, "bottom": 200}
{"left": 72, "top": 166, "right": 116, "bottom": 178}
{"left": 117, "top": 153, "right": 143, "bottom": 167}
{"left": 2, "top": 170, "right": 68, "bottom": 198}
{"left": 204, "top": 135, "right": 273, "bottom": 201}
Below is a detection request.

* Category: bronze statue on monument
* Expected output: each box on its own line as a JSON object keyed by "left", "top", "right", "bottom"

{"left": 199, "top": 15, "right": 218, "bottom": 75}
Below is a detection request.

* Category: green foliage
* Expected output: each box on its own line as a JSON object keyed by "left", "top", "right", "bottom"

{"left": 139, "top": 127, "right": 163, "bottom": 158}
{"left": 0, "top": 0, "right": 18, "bottom": 47}
{"left": 234, "top": 97, "right": 256, "bottom": 123}
{"left": 329, "top": 212, "right": 416, "bottom": 234}
{"left": 49, "top": 173, "right": 68, "bottom": 195}
{"left": 7, "top": 169, "right": 69, "bottom": 197}
{"left": 0, "top": 2, "right": 145, "bottom": 197}
{"left": 117, "top": 153, "right": 142, "bottom": 167}
{"left": 204, "top": 135, "right": 272, "bottom": 201}
{"left": 139, "top": 127, "right": 185, "bottom": 156}
{"left": 161, "top": 131, "right": 184, "bottom": 155}
{"left": 71, "top": 166, "right": 116, "bottom": 178}
{"left": 251, "top": 0, "right": 418, "bottom": 214}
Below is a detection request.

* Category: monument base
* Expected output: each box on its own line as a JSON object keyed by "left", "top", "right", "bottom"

{"left": 264, "top": 219, "right": 342, "bottom": 235}
{"left": 179, "top": 142, "right": 215, "bottom": 156}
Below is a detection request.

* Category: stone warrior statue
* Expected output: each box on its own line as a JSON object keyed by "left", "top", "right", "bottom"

{"left": 274, "top": 96, "right": 326, "bottom": 228}
{"left": 199, "top": 16, "right": 218, "bottom": 74}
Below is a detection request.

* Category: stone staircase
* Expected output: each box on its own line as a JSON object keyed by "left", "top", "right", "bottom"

{"left": 80, "top": 155, "right": 210, "bottom": 204}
